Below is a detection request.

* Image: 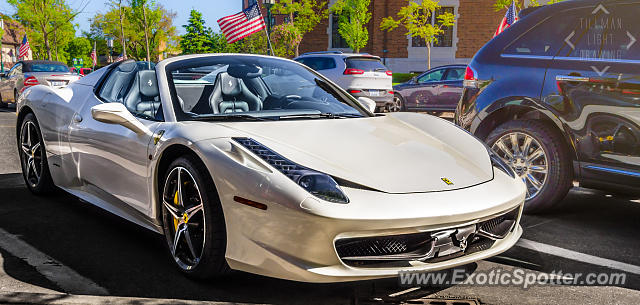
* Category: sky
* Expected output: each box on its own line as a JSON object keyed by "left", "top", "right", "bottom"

{"left": 0, "top": 0, "right": 242, "bottom": 35}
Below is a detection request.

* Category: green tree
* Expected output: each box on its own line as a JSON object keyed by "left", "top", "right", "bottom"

{"left": 381, "top": 0, "right": 455, "bottom": 70}
{"left": 63, "top": 36, "right": 92, "bottom": 67}
{"left": 272, "top": 0, "right": 328, "bottom": 57}
{"left": 270, "top": 23, "right": 301, "bottom": 57}
{"left": 90, "top": 1, "right": 176, "bottom": 61}
{"left": 180, "top": 9, "right": 214, "bottom": 54}
{"left": 330, "top": 0, "right": 371, "bottom": 53}
{"left": 129, "top": 0, "right": 153, "bottom": 63}
{"left": 108, "top": 0, "right": 128, "bottom": 58}
{"left": 8, "top": 0, "right": 84, "bottom": 60}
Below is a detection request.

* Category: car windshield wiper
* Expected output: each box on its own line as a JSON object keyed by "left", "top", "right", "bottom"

{"left": 192, "top": 114, "right": 274, "bottom": 121}
{"left": 276, "top": 112, "right": 365, "bottom": 120}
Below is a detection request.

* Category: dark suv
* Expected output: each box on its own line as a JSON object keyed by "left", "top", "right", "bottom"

{"left": 456, "top": 0, "right": 639, "bottom": 213}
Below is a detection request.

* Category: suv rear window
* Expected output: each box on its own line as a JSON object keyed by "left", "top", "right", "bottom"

{"left": 295, "top": 57, "right": 336, "bottom": 71}
{"left": 345, "top": 57, "right": 387, "bottom": 72}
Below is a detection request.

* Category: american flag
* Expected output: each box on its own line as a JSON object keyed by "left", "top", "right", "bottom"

{"left": 90, "top": 46, "right": 97, "bottom": 67}
{"left": 18, "top": 35, "right": 30, "bottom": 59}
{"left": 494, "top": 1, "right": 518, "bottom": 37}
{"left": 115, "top": 53, "right": 125, "bottom": 62}
{"left": 217, "top": 3, "right": 266, "bottom": 44}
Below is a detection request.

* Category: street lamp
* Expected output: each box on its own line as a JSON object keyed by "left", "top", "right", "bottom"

{"left": 106, "top": 38, "right": 114, "bottom": 63}
{"left": 263, "top": 0, "right": 275, "bottom": 55}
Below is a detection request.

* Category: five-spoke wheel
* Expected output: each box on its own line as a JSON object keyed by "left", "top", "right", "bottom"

{"left": 163, "top": 166, "right": 206, "bottom": 270}
{"left": 161, "top": 156, "right": 229, "bottom": 278}
{"left": 18, "top": 113, "right": 54, "bottom": 194}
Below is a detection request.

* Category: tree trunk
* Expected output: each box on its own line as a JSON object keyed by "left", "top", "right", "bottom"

{"left": 142, "top": 2, "right": 151, "bottom": 66}
{"left": 43, "top": 31, "right": 52, "bottom": 61}
{"left": 427, "top": 42, "right": 431, "bottom": 70}
{"left": 53, "top": 28, "right": 59, "bottom": 61}
{"left": 119, "top": 1, "right": 127, "bottom": 58}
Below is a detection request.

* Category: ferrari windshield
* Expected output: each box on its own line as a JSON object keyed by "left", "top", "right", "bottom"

{"left": 167, "top": 56, "right": 369, "bottom": 121}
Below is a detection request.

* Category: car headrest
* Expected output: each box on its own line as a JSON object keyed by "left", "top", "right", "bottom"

{"left": 227, "top": 64, "right": 262, "bottom": 78}
{"left": 138, "top": 70, "right": 159, "bottom": 97}
{"left": 218, "top": 73, "right": 242, "bottom": 96}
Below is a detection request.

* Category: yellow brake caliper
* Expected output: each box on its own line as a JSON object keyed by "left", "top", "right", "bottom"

{"left": 173, "top": 190, "right": 180, "bottom": 231}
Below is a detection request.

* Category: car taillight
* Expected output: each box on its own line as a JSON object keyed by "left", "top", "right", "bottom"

{"left": 344, "top": 68, "right": 364, "bottom": 75}
{"left": 23, "top": 76, "right": 39, "bottom": 87}
{"left": 348, "top": 89, "right": 362, "bottom": 94}
{"left": 386, "top": 71, "right": 393, "bottom": 76}
{"left": 463, "top": 66, "right": 479, "bottom": 88}
{"left": 388, "top": 90, "right": 394, "bottom": 94}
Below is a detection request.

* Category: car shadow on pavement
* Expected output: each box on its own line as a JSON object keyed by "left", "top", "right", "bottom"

{"left": 0, "top": 173, "right": 474, "bottom": 304}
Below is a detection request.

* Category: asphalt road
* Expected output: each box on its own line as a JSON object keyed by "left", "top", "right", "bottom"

{"left": 0, "top": 108, "right": 639, "bottom": 304}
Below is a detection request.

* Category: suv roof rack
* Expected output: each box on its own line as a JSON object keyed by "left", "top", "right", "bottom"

{"left": 301, "top": 51, "right": 344, "bottom": 56}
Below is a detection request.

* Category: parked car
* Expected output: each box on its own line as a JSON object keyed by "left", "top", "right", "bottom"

{"left": 393, "top": 64, "right": 466, "bottom": 113}
{"left": 456, "top": 0, "right": 639, "bottom": 213}
{"left": 16, "top": 54, "right": 524, "bottom": 282}
{"left": 0, "top": 60, "right": 80, "bottom": 108}
{"left": 294, "top": 51, "right": 394, "bottom": 112}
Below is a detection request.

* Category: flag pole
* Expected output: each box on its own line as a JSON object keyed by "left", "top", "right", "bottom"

{"left": 93, "top": 40, "right": 97, "bottom": 70}
{"left": 263, "top": 27, "right": 275, "bottom": 57}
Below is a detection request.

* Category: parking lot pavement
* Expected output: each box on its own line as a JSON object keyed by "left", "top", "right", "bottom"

{"left": 0, "top": 110, "right": 639, "bottom": 304}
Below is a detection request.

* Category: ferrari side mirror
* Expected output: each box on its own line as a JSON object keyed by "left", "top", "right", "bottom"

{"left": 357, "top": 97, "right": 377, "bottom": 113}
{"left": 91, "top": 102, "right": 152, "bottom": 136}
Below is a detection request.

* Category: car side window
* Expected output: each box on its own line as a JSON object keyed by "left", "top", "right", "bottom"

{"left": 417, "top": 69, "right": 444, "bottom": 83}
{"left": 98, "top": 61, "right": 162, "bottom": 121}
{"left": 602, "top": 4, "right": 640, "bottom": 61}
{"left": 296, "top": 57, "right": 337, "bottom": 71}
{"left": 444, "top": 68, "right": 465, "bottom": 81}
{"left": 503, "top": 7, "right": 591, "bottom": 57}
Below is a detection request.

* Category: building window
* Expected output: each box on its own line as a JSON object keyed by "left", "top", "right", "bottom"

{"left": 331, "top": 14, "right": 348, "bottom": 49}
{"left": 411, "top": 7, "right": 454, "bottom": 48}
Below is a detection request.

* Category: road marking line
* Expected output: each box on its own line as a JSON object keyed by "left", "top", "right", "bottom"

{"left": 0, "top": 227, "right": 109, "bottom": 295}
{"left": 517, "top": 238, "right": 640, "bottom": 275}
{"left": 494, "top": 255, "right": 541, "bottom": 268}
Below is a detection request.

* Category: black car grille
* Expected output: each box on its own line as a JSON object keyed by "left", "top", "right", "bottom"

{"left": 335, "top": 232, "right": 432, "bottom": 259}
{"left": 335, "top": 207, "right": 520, "bottom": 267}
{"left": 477, "top": 207, "right": 519, "bottom": 239}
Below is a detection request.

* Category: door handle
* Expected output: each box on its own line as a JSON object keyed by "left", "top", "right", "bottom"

{"left": 556, "top": 75, "right": 590, "bottom": 82}
{"left": 73, "top": 113, "right": 83, "bottom": 123}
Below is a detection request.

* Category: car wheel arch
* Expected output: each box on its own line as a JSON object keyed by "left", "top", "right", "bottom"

{"left": 475, "top": 103, "right": 577, "bottom": 162}
{"left": 154, "top": 144, "right": 220, "bottom": 224}
{"left": 16, "top": 106, "right": 34, "bottom": 141}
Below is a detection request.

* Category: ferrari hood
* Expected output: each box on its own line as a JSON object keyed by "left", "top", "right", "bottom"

{"left": 217, "top": 113, "right": 493, "bottom": 193}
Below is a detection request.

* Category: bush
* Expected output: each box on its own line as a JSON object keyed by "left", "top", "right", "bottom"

{"left": 392, "top": 72, "right": 419, "bottom": 85}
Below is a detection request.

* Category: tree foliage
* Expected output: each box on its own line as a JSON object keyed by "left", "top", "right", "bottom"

{"left": 8, "top": 0, "right": 82, "bottom": 60}
{"left": 90, "top": 1, "right": 176, "bottom": 61}
{"left": 331, "top": 0, "right": 371, "bottom": 53}
{"left": 272, "top": 0, "right": 328, "bottom": 56}
{"left": 180, "top": 9, "right": 214, "bottom": 54}
{"left": 63, "top": 36, "right": 92, "bottom": 67}
{"left": 381, "top": 0, "right": 455, "bottom": 70}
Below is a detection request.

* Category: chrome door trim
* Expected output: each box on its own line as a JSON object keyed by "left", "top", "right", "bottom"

{"left": 556, "top": 75, "right": 590, "bottom": 82}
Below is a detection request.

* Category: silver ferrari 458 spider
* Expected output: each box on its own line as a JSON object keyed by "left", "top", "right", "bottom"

{"left": 16, "top": 54, "right": 525, "bottom": 282}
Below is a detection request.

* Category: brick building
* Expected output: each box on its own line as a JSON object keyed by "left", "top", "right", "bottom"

{"left": 243, "top": 0, "right": 543, "bottom": 73}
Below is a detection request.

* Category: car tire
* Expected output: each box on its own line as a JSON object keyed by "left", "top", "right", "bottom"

{"left": 161, "top": 155, "right": 230, "bottom": 279}
{"left": 486, "top": 120, "right": 572, "bottom": 214}
{"left": 18, "top": 113, "right": 55, "bottom": 194}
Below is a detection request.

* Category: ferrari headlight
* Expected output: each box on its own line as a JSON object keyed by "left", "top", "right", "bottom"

{"left": 233, "top": 138, "right": 349, "bottom": 203}
{"left": 489, "top": 149, "right": 516, "bottom": 178}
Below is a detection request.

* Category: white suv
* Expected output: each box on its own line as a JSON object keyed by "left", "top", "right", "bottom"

{"left": 294, "top": 52, "right": 394, "bottom": 112}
